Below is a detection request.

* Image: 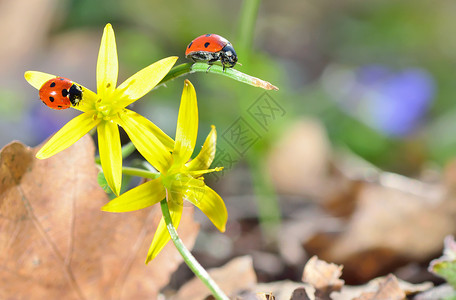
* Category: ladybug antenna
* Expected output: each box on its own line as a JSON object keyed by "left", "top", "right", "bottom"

{"left": 236, "top": 61, "right": 243, "bottom": 66}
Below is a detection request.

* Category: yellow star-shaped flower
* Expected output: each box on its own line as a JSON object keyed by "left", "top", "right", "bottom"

{"left": 102, "top": 80, "right": 228, "bottom": 263}
{"left": 25, "top": 24, "right": 178, "bottom": 195}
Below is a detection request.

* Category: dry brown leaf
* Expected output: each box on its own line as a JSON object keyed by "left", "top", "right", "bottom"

{"left": 267, "top": 119, "right": 332, "bottom": 199}
{"left": 413, "top": 284, "right": 454, "bottom": 300}
{"left": 0, "top": 136, "right": 199, "bottom": 299}
{"left": 255, "top": 292, "right": 276, "bottom": 300}
{"left": 306, "top": 178, "right": 456, "bottom": 282}
{"left": 234, "top": 291, "right": 277, "bottom": 300}
{"left": 172, "top": 256, "right": 257, "bottom": 300}
{"left": 302, "top": 256, "right": 344, "bottom": 300}
{"left": 254, "top": 280, "right": 314, "bottom": 300}
{"left": 332, "top": 275, "right": 432, "bottom": 300}
{"left": 290, "top": 287, "right": 311, "bottom": 300}
{"left": 352, "top": 274, "right": 405, "bottom": 300}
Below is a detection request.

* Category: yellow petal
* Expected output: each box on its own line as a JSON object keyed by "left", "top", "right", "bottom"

{"left": 122, "top": 109, "right": 174, "bottom": 150}
{"left": 173, "top": 80, "right": 198, "bottom": 166}
{"left": 102, "top": 178, "right": 165, "bottom": 212}
{"left": 118, "top": 110, "right": 172, "bottom": 174}
{"left": 145, "top": 192, "right": 183, "bottom": 263}
{"left": 97, "top": 23, "right": 118, "bottom": 98}
{"left": 187, "top": 167, "right": 223, "bottom": 177}
{"left": 24, "top": 71, "right": 56, "bottom": 89}
{"left": 25, "top": 71, "right": 98, "bottom": 112}
{"left": 116, "top": 56, "right": 178, "bottom": 108}
{"left": 175, "top": 178, "right": 227, "bottom": 232}
{"left": 97, "top": 120, "right": 122, "bottom": 196}
{"left": 187, "top": 125, "right": 217, "bottom": 171}
{"left": 36, "top": 111, "right": 99, "bottom": 159}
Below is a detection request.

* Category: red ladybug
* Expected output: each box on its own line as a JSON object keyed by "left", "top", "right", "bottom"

{"left": 185, "top": 34, "right": 238, "bottom": 71}
{"left": 38, "top": 77, "right": 83, "bottom": 110}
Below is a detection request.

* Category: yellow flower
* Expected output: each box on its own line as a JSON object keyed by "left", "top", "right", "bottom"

{"left": 102, "top": 80, "right": 228, "bottom": 263}
{"left": 24, "top": 24, "right": 178, "bottom": 196}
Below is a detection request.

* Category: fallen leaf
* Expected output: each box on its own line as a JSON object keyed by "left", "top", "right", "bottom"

{"left": 254, "top": 280, "right": 314, "bottom": 300}
{"left": 302, "top": 256, "right": 344, "bottom": 300}
{"left": 267, "top": 119, "right": 332, "bottom": 199}
{"left": 290, "top": 287, "right": 311, "bottom": 300}
{"left": 332, "top": 275, "right": 432, "bottom": 300}
{"left": 234, "top": 291, "right": 278, "bottom": 300}
{"left": 255, "top": 292, "right": 276, "bottom": 300}
{"left": 413, "top": 284, "right": 455, "bottom": 300}
{"left": 172, "top": 255, "right": 257, "bottom": 300}
{"left": 0, "top": 136, "right": 199, "bottom": 299}
{"left": 352, "top": 274, "right": 405, "bottom": 300}
{"left": 306, "top": 178, "right": 456, "bottom": 282}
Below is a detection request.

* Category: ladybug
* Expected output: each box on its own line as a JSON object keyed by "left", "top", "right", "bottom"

{"left": 38, "top": 77, "right": 83, "bottom": 110}
{"left": 185, "top": 34, "right": 238, "bottom": 71}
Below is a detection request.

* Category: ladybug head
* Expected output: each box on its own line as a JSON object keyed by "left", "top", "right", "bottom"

{"left": 68, "top": 84, "right": 83, "bottom": 106}
{"left": 221, "top": 43, "right": 238, "bottom": 68}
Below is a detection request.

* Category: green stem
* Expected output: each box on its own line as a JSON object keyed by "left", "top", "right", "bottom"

{"left": 121, "top": 166, "right": 160, "bottom": 179}
{"left": 237, "top": 0, "right": 261, "bottom": 57}
{"left": 120, "top": 141, "right": 136, "bottom": 158}
{"left": 160, "top": 200, "right": 229, "bottom": 300}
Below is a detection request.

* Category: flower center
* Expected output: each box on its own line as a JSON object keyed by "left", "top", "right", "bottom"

{"left": 96, "top": 102, "right": 112, "bottom": 120}
{"left": 94, "top": 92, "right": 124, "bottom": 120}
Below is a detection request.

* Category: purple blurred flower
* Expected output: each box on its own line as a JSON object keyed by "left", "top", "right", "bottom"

{"left": 26, "top": 102, "right": 76, "bottom": 146}
{"left": 324, "top": 64, "right": 435, "bottom": 137}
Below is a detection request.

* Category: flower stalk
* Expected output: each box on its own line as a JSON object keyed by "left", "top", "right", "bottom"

{"left": 160, "top": 199, "right": 229, "bottom": 300}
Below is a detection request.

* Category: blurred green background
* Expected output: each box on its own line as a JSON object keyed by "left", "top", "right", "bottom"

{"left": 1, "top": 0, "right": 456, "bottom": 178}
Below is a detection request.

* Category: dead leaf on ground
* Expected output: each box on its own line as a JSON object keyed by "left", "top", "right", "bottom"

{"left": 332, "top": 275, "right": 432, "bottom": 300}
{"left": 255, "top": 280, "right": 314, "bottom": 300}
{"left": 413, "top": 284, "right": 455, "bottom": 300}
{"left": 352, "top": 274, "right": 405, "bottom": 300}
{"left": 290, "top": 287, "right": 311, "bottom": 300}
{"left": 302, "top": 256, "right": 344, "bottom": 300}
{"left": 305, "top": 178, "right": 456, "bottom": 282}
{"left": 267, "top": 119, "right": 332, "bottom": 199}
{"left": 0, "top": 136, "right": 199, "bottom": 299}
{"left": 172, "top": 255, "right": 257, "bottom": 300}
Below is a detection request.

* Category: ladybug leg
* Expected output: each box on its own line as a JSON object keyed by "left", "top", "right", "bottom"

{"left": 206, "top": 58, "right": 218, "bottom": 73}
{"left": 220, "top": 57, "right": 227, "bottom": 72}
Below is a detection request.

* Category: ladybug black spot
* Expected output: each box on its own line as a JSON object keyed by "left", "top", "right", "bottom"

{"left": 49, "top": 96, "right": 55, "bottom": 102}
{"left": 50, "top": 82, "right": 56, "bottom": 88}
{"left": 205, "top": 34, "right": 211, "bottom": 37}
{"left": 204, "top": 42, "right": 210, "bottom": 48}
{"left": 62, "top": 89, "right": 69, "bottom": 97}
{"left": 58, "top": 105, "right": 63, "bottom": 108}
{"left": 187, "top": 41, "right": 193, "bottom": 49}
{"left": 106, "top": 83, "right": 111, "bottom": 88}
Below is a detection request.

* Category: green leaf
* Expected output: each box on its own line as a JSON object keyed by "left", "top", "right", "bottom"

{"left": 157, "top": 62, "right": 278, "bottom": 91}
{"left": 97, "top": 171, "right": 112, "bottom": 193}
{"left": 432, "top": 261, "right": 456, "bottom": 289}
{"left": 430, "top": 236, "right": 456, "bottom": 289}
